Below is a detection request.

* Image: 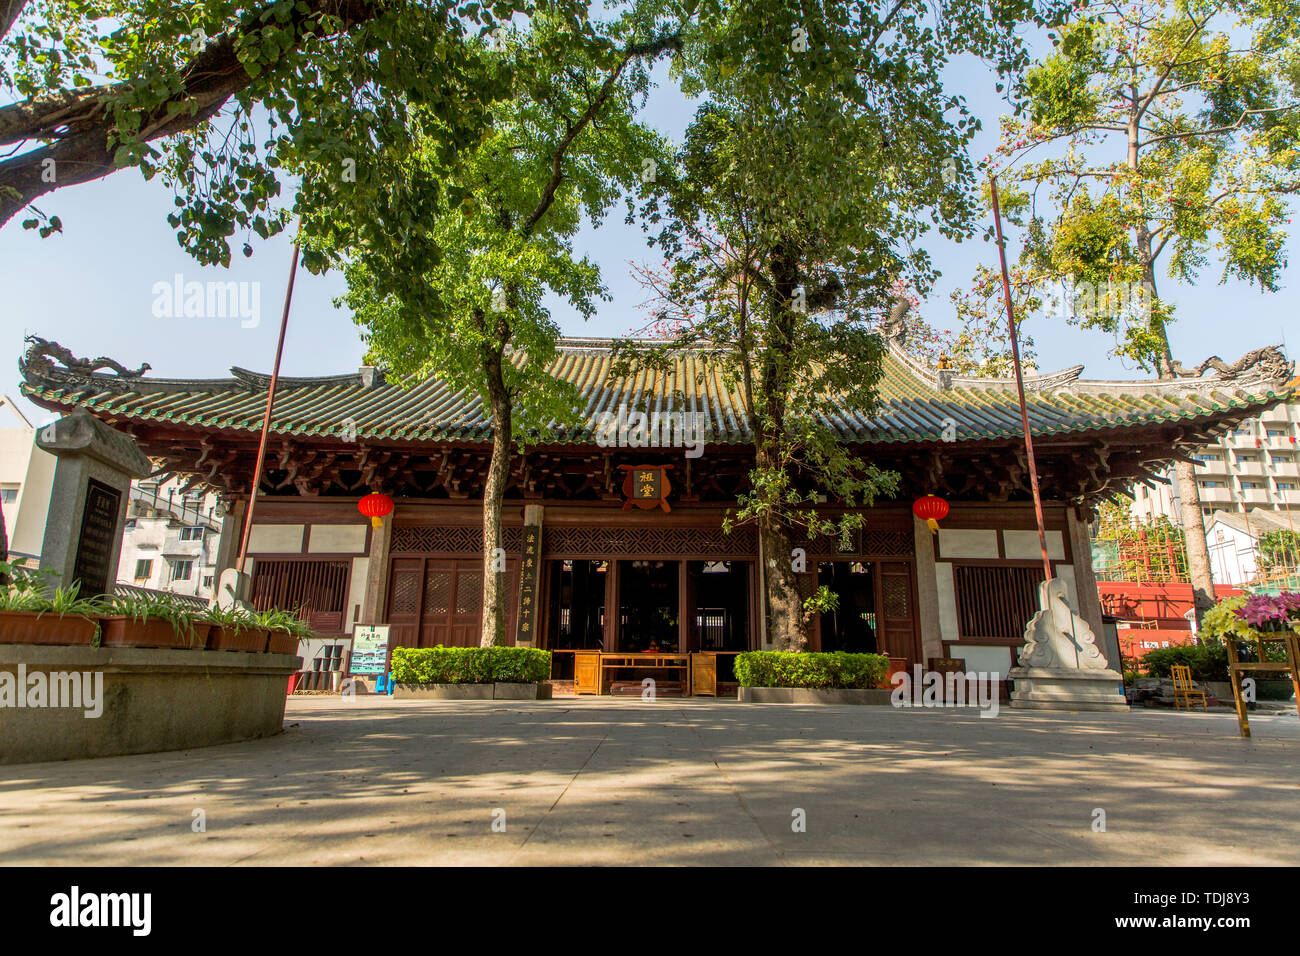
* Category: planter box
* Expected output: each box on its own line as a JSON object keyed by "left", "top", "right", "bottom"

{"left": 738, "top": 686, "right": 893, "bottom": 705}
{"left": 0, "top": 610, "right": 99, "bottom": 647}
{"left": 265, "top": 630, "right": 300, "bottom": 656}
{"left": 393, "top": 682, "right": 553, "bottom": 700}
{"left": 1, "top": 644, "right": 300, "bottom": 764}
{"left": 208, "top": 627, "right": 268, "bottom": 653}
{"left": 100, "top": 617, "right": 204, "bottom": 650}
{"left": 493, "top": 682, "right": 553, "bottom": 700}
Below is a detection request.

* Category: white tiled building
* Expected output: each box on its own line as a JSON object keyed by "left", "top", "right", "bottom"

{"left": 1131, "top": 399, "right": 1300, "bottom": 520}
{"left": 117, "top": 479, "right": 223, "bottom": 598}
{"left": 0, "top": 395, "right": 56, "bottom": 565}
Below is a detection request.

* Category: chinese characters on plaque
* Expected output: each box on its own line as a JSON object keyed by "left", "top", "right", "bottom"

{"left": 514, "top": 524, "right": 542, "bottom": 646}
{"left": 618, "top": 464, "right": 673, "bottom": 513}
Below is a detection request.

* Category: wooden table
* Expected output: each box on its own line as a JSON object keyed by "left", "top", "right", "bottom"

{"left": 598, "top": 653, "right": 691, "bottom": 695}
{"left": 1227, "top": 632, "right": 1300, "bottom": 737}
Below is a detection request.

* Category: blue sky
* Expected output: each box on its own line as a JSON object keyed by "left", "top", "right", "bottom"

{"left": 2, "top": 51, "right": 1295, "bottom": 427}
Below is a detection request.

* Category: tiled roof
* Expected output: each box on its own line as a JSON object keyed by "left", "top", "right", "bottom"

{"left": 19, "top": 338, "right": 1292, "bottom": 446}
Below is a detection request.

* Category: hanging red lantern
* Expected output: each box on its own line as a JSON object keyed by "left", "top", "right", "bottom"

{"left": 913, "top": 494, "right": 949, "bottom": 535}
{"left": 357, "top": 492, "right": 394, "bottom": 528}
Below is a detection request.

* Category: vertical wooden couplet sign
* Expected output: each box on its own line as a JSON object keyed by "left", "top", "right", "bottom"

{"left": 514, "top": 515, "right": 543, "bottom": 647}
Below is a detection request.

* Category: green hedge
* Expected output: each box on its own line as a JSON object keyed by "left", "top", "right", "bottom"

{"left": 1142, "top": 644, "right": 1229, "bottom": 682}
{"left": 390, "top": 646, "right": 551, "bottom": 684}
{"left": 733, "top": 651, "right": 889, "bottom": 689}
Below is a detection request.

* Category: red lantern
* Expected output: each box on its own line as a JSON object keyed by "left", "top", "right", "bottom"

{"left": 358, "top": 492, "right": 394, "bottom": 528}
{"left": 913, "top": 494, "right": 949, "bottom": 535}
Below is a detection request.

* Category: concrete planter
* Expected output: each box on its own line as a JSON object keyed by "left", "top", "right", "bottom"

{"left": 737, "top": 686, "right": 893, "bottom": 705}
{"left": 393, "top": 682, "right": 553, "bottom": 700}
{"left": 0, "top": 644, "right": 301, "bottom": 765}
{"left": 0, "top": 611, "right": 98, "bottom": 647}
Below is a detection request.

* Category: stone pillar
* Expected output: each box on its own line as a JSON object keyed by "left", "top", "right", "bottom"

{"left": 1066, "top": 506, "right": 1112, "bottom": 668}
{"left": 360, "top": 515, "right": 392, "bottom": 625}
{"left": 35, "top": 412, "right": 152, "bottom": 597}
{"left": 912, "top": 516, "right": 944, "bottom": 664}
{"left": 212, "top": 494, "right": 246, "bottom": 578}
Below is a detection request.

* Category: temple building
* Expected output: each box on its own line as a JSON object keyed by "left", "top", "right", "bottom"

{"left": 19, "top": 335, "right": 1293, "bottom": 690}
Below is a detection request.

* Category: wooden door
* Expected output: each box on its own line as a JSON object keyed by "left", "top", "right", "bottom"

{"left": 691, "top": 652, "right": 717, "bottom": 696}
{"left": 574, "top": 650, "right": 601, "bottom": 694}
{"left": 877, "top": 561, "right": 920, "bottom": 663}
{"left": 385, "top": 556, "right": 515, "bottom": 649}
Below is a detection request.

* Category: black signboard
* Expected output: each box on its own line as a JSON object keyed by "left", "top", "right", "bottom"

{"left": 514, "top": 524, "right": 542, "bottom": 646}
{"left": 71, "top": 478, "right": 121, "bottom": 597}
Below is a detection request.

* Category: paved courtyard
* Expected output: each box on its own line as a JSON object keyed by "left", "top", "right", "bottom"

{"left": 2, "top": 698, "right": 1298, "bottom": 865}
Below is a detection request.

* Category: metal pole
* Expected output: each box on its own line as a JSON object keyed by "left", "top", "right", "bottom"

{"left": 236, "top": 242, "right": 300, "bottom": 573}
{"left": 989, "top": 175, "right": 1052, "bottom": 582}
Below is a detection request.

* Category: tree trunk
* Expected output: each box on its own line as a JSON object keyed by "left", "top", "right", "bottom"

{"left": 480, "top": 358, "right": 512, "bottom": 648}
{"left": 1129, "top": 106, "right": 1218, "bottom": 625}
{"left": 761, "top": 515, "right": 807, "bottom": 651}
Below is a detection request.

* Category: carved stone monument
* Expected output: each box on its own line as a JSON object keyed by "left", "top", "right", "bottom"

{"left": 35, "top": 412, "right": 152, "bottom": 597}
{"left": 1009, "top": 578, "right": 1129, "bottom": 712}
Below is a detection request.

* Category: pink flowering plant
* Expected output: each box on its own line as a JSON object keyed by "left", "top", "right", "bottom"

{"left": 1233, "top": 593, "right": 1300, "bottom": 633}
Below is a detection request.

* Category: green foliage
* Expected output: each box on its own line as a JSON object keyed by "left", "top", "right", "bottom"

{"left": 1200, "top": 595, "right": 1256, "bottom": 642}
{"left": 1142, "top": 643, "right": 1229, "bottom": 681}
{"left": 733, "top": 650, "right": 889, "bottom": 689}
{"left": 975, "top": 0, "right": 1300, "bottom": 374}
{"left": 2, "top": 0, "right": 561, "bottom": 261}
{"left": 198, "top": 603, "right": 261, "bottom": 631}
{"left": 390, "top": 645, "right": 551, "bottom": 684}
{"left": 1258, "top": 530, "right": 1300, "bottom": 573}
{"left": 108, "top": 591, "right": 203, "bottom": 643}
{"left": 254, "top": 607, "right": 315, "bottom": 639}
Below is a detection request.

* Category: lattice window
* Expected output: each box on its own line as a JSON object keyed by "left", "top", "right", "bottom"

{"left": 542, "top": 525, "right": 757, "bottom": 557}
{"left": 953, "top": 565, "right": 1044, "bottom": 640}
{"left": 390, "top": 571, "right": 420, "bottom": 614}
{"left": 882, "top": 575, "right": 910, "bottom": 618}
{"left": 792, "top": 528, "right": 912, "bottom": 557}
{"left": 456, "top": 572, "right": 483, "bottom": 615}
{"left": 423, "top": 572, "right": 451, "bottom": 615}
{"left": 392, "top": 525, "right": 523, "bottom": 554}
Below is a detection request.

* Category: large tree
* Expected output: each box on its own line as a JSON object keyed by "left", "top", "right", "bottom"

{"left": 335, "top": 3, "right": 677, "bottom": 646}
{"left": 0, "top": 0, "right": 537, "bottom": 263}
{"left": 977, "top": 0, "right": 1300, "bottom": 621}
{"left": 618, "top": 0, "right": 1062, "bottom": 650}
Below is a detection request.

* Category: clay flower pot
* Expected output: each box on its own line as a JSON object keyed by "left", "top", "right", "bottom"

{"left": 0, "top": 610, "right": 99, "bottom": 646}
{"left": 266, "top": 630, "right": 300, "bottom": 656}
{"left": 99, "top": 616, "right": 204, "bottom": 649}
{"left": 207, "top": 627, "right": 269, "bottom": 653}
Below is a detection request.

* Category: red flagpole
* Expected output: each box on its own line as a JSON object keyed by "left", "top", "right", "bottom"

{"left": 989, "top": 176, "right": 1053, "bottom": 582}
{"left": 236, "top": 242, "right": 300, "bottom": 574}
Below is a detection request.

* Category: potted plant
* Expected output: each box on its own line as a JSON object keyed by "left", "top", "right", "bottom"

{"left": 199, "top": 604, "right": 267, "bottom": 652}
{"left": 0, "top": 563, "right": 104, "bottom": 646}
{"left": 257, "top": 608, "right": 312, "bottom": 656}
{"left": 100, "top": 591, "right": 205, "bottom": 649}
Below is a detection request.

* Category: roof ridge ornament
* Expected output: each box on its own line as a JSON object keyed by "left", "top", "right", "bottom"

{"left": 1167, "top": 346, "right": 1293, "bottom": 386}
{"left": 19, "top": 335, "right": 150, "bottom": 385}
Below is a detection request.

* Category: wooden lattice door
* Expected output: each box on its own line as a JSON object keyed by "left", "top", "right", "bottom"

{"left": 877, "top": 561, "right": 920, "bottom": 663}
{"left": 386, "top": 556, "right": 515, "bottom": 649}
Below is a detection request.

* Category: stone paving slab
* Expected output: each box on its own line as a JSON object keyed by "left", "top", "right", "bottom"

{"left": 1, "top": 697, "right": 1297, "bottom": 866}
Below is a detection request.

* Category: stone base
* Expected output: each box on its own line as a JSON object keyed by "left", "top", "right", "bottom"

{"left": 1009, "top": 666, "right": 1129, "bottom": 712}
{"left": 0, "top": 645, "right": 299, "bottom": 765}
{"left": 393, "top": 682, "right": 552, "bottom": 700}
{"left": 738, "top": 686, "right": 893, "bottom": 705}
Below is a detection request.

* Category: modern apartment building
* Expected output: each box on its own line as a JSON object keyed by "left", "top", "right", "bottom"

{"left": 117, "top": 479, "right": 223, "bottom": 598}
{"left": 1131, "top": 399, "right": 1300, "bottom": 521}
